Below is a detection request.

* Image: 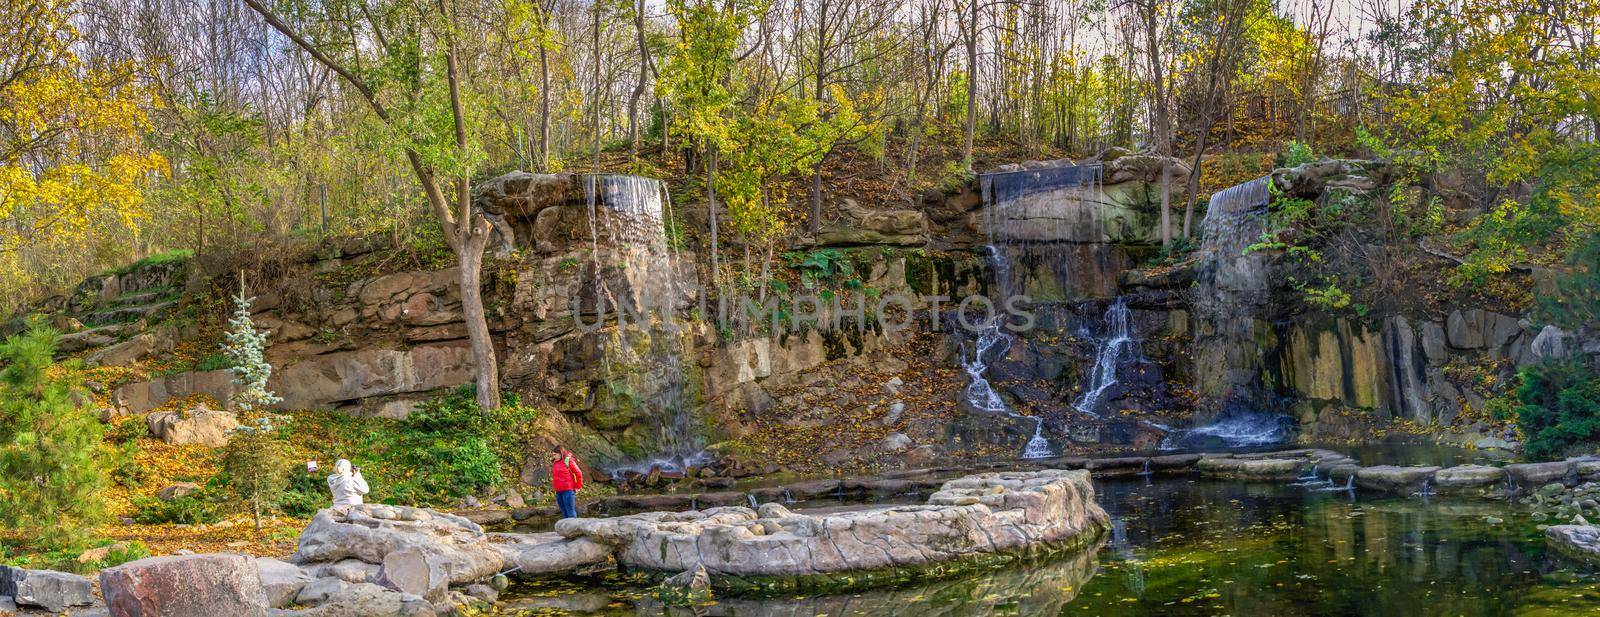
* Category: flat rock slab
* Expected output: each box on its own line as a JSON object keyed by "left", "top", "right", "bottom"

{"left": 600, "top": 494, "right": 694, "bottom": 512}
{"left": 1434, "top": 465, "right": 1507, "bottom": 493}
{"left": 1086, "top": 457, "right": 1148, "bottom": 475}
{"left": 1196, "top": 457, "right": 1305, "bottom": 480}
{"left": 1314, "top": 457, "right": 1359, "bottom": 476}
{"left": 1148, "top": 454, "right": 1203, "bottom": 470}
{"left": 841, "top": 479, "right": 916, "bottom": 494}
{"left": 490, "top": 533, "right": 611, "bottom": 576}
{"left": 1507, "top": 462, "right": 1573, "bottom": 489}
{"left": 0, "top": 566, "right": 94, "bottom": 612}
{"left": 1355, "top": 466, "right": 1441, "bottom": 493}
{"left": 1547, "top": 525, "right": 1600, "bottom": 567}
{"left": 100, "top": 553, "right": 267, "bottom": 617}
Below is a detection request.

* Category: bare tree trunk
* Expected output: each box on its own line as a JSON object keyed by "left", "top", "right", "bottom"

{"left": 707, "top": 144, "right": 720, "bottom": 284}
{"left": 627, "top": 0, "right": 651, "bottom": 159}
{"left": 456, "top": 240, "right": 499, "bottom": 408}
{"left": 444, "top": 45, "right": 502, "bottom": 410}
{"left": 1139, "top": 0, "right": 1171, "bottom": 247}
{"left": 962, "top": 0, "right": 978, "bottom": 171}
{"left": 538, "top": 20, "right": 552, "bottom": 171}
{"left": 592, "top": 0, "right": 602, "bottom": 165}
{"left": 809, "top": 0, "right": 831, "bottom": 232}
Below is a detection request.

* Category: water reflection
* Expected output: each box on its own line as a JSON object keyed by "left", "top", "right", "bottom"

{"left": 502, "top": 475, "right": 1600, "bottom": 616}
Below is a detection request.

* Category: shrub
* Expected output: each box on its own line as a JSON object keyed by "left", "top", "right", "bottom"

{"left": 1515, "top": 359, "right": 1600, "bottom": 461}
{"left": 278, "top": 472, "right": 330, "bottom": 518}
{"left": 370, "top": 388, "right": 539, "bottom": 504}
{"left": 221, "top": 414, "right": 293, "bottom": 532}
{"left": 1280, "top": 140, "right": 1316, "bottom": 167}
{"left": 75, "top": 540, "right": 152, "bottom": 572}
{"left": 1537, "top": 233, "right": 1600, "bottom": 329}
{"left": 132, "top": 488, "right": 222, "bottom": 525}
{"left": 105, "top": 416, "right": 149, "bottom": 488}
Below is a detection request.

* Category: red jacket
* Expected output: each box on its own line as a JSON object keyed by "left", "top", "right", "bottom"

{"left": 551, "top": 455, "right": 584, "bottom": 492}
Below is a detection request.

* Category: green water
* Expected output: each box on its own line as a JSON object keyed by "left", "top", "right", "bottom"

{"left": 502, "top": 474, "right": 1600, "bottom": 616}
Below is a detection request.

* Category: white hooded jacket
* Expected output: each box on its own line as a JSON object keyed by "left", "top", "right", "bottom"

{"left": 328, "top": 459, "right": 370, "bottom": 507}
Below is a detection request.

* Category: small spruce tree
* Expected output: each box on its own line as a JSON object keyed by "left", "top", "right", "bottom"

{"left": 223, "top": 283, "right": 283, "bottom": 414}
{"left": 219, "top": 285, "right": 290, "bottom": 532}
{"left": 0, "top": 325, "right": 107, "bottom": 550}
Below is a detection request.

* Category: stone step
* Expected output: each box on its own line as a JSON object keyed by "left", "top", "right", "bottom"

{"left": 82, "top": 300, "right": 176, "bottom": 327}
{"left": 104, "top": 289, "right": 171, "bottom": 307}
{"left": 56, "top": 322, "right": 145, "bottom": 353}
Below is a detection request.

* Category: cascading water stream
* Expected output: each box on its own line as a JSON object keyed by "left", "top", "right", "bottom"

{"left": 1172, "top": 174, "right": 1296, "bottom": 448}
{"left": 968, "top": 166, "right": 1107, "bottom": 460}
{"left": 583, "top": 174, "right": 709, "bottom": 477}
{"left": 960, "top": 314, "right": 1053, "bottom": 459}
{"left": 1073, "top": 297, "right": 1133, "bottom": 417}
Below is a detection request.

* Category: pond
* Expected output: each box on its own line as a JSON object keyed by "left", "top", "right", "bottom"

{"left": 501, "top": 458, "right": 1600, "bottom": 616}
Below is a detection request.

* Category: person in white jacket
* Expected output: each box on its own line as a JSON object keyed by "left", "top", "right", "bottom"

{"left": 327, "top": 459, "right": 370, "bottom": 507}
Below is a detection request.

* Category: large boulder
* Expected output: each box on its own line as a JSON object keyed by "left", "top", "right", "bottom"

{"left": 811, "top": 199, "right": 929, "bottom": 247}
{"left": 291, "top": 505, "right": 506, "bottom": 585}
{"left": 0, "top": 566, "right": 94, "bottom": 613}
{"left": 157, "top": 482, "right": 201, "bottom": 502}
{"left": 100, "top": 553, "right": 268, "bottom": 617}
{"left": 1532, "top": 325, "right": 1578, "bottom": 360}
{"left": 269, "top": 344, "right": 475, "bottom": 410}
{"left": 146, "top": 405, "right": 240, "bottom": 448}
{"left": 1547, "top": 525, "right": 1600, "bottom": 567}
{"left": 256, "top": 557, "right": 314, "bottom": 609}
{"left": 1507, "top": 461, "right": 1574, "bottom": 490}
{"left": 87, "top": 330, "right": 174, "bottom": 367}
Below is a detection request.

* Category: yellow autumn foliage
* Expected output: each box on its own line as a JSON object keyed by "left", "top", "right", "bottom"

{"left": 0, "top": 0, "right": 164, "bottom": 312}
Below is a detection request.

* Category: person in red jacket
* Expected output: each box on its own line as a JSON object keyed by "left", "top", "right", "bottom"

{"left": 550, "top": 446, "right": 584, "bottom": 519}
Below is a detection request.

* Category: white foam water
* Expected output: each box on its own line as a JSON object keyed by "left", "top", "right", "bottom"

{"left": 960, "top": 315, "right": 1053, "bottom": 459}
{"left": 1073, "top": 297, "right": 1133, "bottom": 416}
{"left": 1160, "top": 412, "right": 1291, "bottom": 450}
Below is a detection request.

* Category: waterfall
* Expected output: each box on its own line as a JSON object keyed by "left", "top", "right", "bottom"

{"left": 1181, "top": 174, "right": 1296, "bottom": 446}
{"left": 1022, "top": 417, "right": 1053, "bottom": 459}
{"left": 1160, "top": 412, "right": 1292, "bottom": 450}
{"left": 582, "top": 174, "right": 706, "bottom": 476}
{"left": 964, "top": 163, "right": 1111, "bottom": 459}
{"left": 979, "top": 164, "right": 1116, "bottom": 301}
{"left": 1073, "top": 297, "right": 1134, "bottom": 416}
{"left": 1193, "top": 175, "right": 1275, "bottom": 404}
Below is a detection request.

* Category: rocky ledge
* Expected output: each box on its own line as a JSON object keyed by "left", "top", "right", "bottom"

{"left": 554, "top": 468, "right": 1109, "bottom": 592}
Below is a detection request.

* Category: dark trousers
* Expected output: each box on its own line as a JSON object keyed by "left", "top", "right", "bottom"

{"left": 556, "top": 490, "right": 577, "bottom": 518}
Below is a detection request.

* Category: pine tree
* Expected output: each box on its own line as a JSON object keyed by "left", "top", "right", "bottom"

{"left": 219, "top": 285, "right": 290, "bottom": 532}
{"left": 0, "top": 325, "right": 106, "bottom": 550}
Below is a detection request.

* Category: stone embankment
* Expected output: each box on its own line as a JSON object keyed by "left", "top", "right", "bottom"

{"left": 0, "top": 469, "right": 1106, "bottom": 615}
{"left": 555, "top": 468, "right": 1109, "bottom": 592}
